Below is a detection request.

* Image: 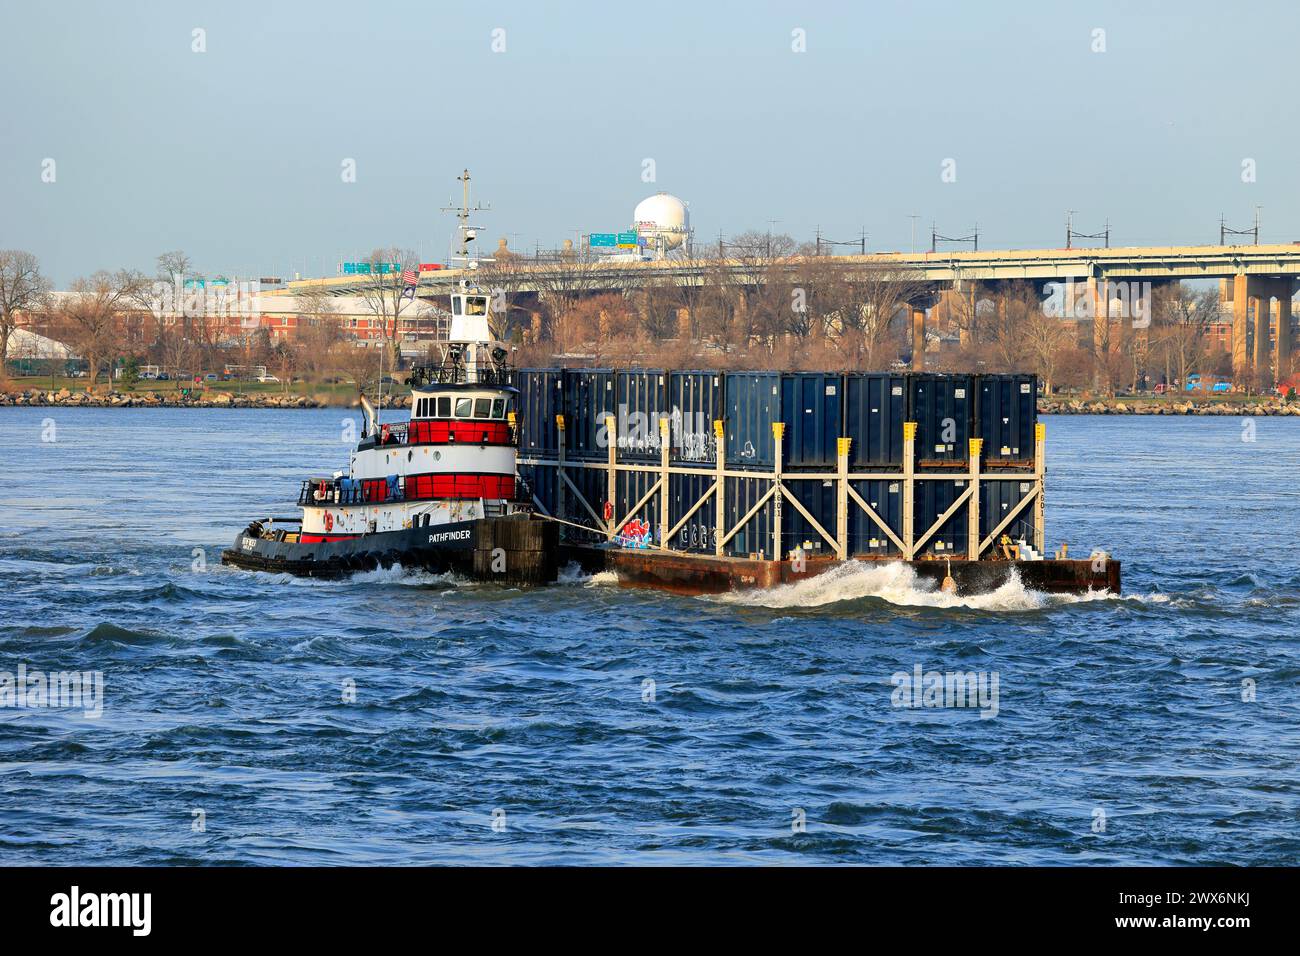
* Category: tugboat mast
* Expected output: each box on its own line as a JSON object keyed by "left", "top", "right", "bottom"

{"left": 442, "top": 169, "right": 492, "bottom": 263}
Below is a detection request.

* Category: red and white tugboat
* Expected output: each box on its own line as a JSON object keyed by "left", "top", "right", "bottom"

{"left": 221, "top": 282, "right": 557, "bottom": 583}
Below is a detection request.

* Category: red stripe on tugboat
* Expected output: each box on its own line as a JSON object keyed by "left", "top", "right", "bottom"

{"left": 370, "top": 420, "right": 514, "bottom": 448}
{"left": 299, "top": 533, "right": 363, "bottom": 543}
{"left": 301, "top": 473, "right": 515, "bottom": 506}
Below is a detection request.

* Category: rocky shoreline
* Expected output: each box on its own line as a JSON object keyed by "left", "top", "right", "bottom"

{"left": 0, "top": 387, "right": 355, "bottom": 409}
{"left": 1039, "top": 399, "right": 1300, "bottom": 416}
{"left": 1, "top": 387, "right": 1296, "bottom": 416}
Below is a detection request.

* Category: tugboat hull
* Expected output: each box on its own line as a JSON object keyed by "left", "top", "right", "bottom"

{"left": 221, "top": 517, "right": 558, "bottom": 584}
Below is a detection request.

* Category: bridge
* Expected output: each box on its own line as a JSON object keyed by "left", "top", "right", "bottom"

{"left": 275, "top": 242, "right": 1300, "bottom": 379}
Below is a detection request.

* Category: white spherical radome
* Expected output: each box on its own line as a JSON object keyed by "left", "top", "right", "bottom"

{"left": 633, "top": 193, "right": 690, "bottom": 249}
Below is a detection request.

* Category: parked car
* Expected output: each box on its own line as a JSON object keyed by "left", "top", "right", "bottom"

{"left": 256, "top": 374, "right": 280, "bottom": 383}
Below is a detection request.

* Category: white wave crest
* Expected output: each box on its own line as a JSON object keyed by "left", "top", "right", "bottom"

{"left": 556, "top": 562, "right": 620, "bottom": 587}
{"left": 708, "top": 560, "right": 1135, "bottom": 612}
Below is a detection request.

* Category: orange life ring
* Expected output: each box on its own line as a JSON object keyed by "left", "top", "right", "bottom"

{"left": 324, "top": 511, "right": 334, "bottom": 532}
{"left": 603, "top": 500, "right": 614, "bottom": 522}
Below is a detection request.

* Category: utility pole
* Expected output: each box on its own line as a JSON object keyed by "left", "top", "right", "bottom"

{"left": 1066, "top": 210, "right": 1076, "bottom": 249}
{"left": 909, "top": 214, "right": 919, "bottom": 254}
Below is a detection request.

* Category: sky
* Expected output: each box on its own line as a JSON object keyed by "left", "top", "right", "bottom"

{"left": 3, "top": 0, "right": 1299, "bottom": 286}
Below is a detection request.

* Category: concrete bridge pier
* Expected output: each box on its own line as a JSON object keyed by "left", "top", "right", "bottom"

{"left": 1088, "top": 276, "right": 1110, "bottom": 354}
{"left": 676, "top": 306, "right": 692, "bottom": 340}
{"left": 1225, "top": 275, "right": 1295, "bottom": 381}
{"left": 1277, "top": 292, "right": 1294, "bottom": 381}
{"left": 910, "top": 304, "right": 926, "bottom": 370}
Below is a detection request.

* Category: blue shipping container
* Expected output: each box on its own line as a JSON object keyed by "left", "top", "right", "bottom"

{"left": 782, "top": 478, "right": 837, "bottom": 557}
{"left": 913, "top": 477, "right": 969, "bottom": 556}
{"left": 843, "top": 373, "right": 907, "bottom": 469}
{"left": 515, "top": 368, "right": 565, "bottom": 457}
{"left": 909, "top": 373, "right": 972, "bottom": 468}
{"left": 847, "top": 478, "right": 904, "bottom": 556}
{"left": 724, "top": 372, "right": 781, "bottom": 471}
{"left": 614, "top": 369, "right": 667, "bottom": 462}
{"left": 725, "top": 475, "right": 775, "bottom": 558}
{"left": 780, "top": 372, "right": 843, "bottom": 471}
{"left": 976, "top": 373, "right": 1038, "bottom": 466}
{"left": 668, "top": 471, "right": 716, "bottom": 554}
{"left": 563, "top": 369, "right": 616, "bottom": 461}
{"left": 615, "top": 468, "right": 661, "bottom": 538}
{"left": 979, "top": 478, "right": 1036, "bottom": 553}
{"left": 667, "top": 370, "right": 722, "bottom": 464}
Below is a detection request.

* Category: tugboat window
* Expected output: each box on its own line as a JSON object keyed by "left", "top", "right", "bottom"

{"left": 452, "top": 298, "right": 462, "bottom": 315}
{"left": 491, "top": 398, "right": 505, "bottom": 418}
{"left": 466, "top": 297, "right": 488, "bottom": 315}
{"left": 437, "top": 396, "right": 451, "bottom": 417}
{"left": 455, "top": 397, "right": 473, "bottom": 418}
{"left": 473, "top": 398, "right": 491, "bottom": 418}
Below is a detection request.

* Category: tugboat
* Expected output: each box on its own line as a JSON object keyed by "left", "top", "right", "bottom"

{"left": 221, "top": 281, "right": 557, "bottom": 584}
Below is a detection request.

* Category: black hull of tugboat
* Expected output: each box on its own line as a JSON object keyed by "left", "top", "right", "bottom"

{"left": 220, "top": 516, "right": 559, "bottom": 584}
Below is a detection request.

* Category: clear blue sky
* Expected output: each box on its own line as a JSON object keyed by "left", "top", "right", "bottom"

{"left": 3, "top": 0, "right": 1298, "bottom": 285}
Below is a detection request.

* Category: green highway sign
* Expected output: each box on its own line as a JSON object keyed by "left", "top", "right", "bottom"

{"left": 589, "top": 233, "right": 616, "bottom": 247}
{"left": 616, "top": 232, "right": 638, "bottom": 248}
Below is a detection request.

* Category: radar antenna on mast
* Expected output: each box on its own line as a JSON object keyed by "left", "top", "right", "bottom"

{"left": 441, "top": 169, "right": 493, "bottom": 265}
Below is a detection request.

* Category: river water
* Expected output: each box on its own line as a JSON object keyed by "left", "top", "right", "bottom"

{"left": 1, "top": 408, "right": 1296, "bottom": 865}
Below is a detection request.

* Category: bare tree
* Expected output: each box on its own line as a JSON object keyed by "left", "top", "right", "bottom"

{"left": 293, "top": 315, "right": 344, "bottom": 380}
{"left": 1019, "top": 297, "right": 1076, "bottom": 395}
{"left": 330, "top": 341, "right": 381, "bottom": 394}
{"left": 830, "top": 262, "right": 929, "bottom": 368}
{"left": 532, "top": 255, "right": 604, "bottom": 329}
{"left": 356, "top": 247, "right": 418, "bottom": 367}
{"left": 291, "top": 284, "right": 340, "bottom": 380}
{"left": 57, "top": 270, "right": 149, "bottom": 385}
{"left": 0, "top": 250, "right": 52, "bottom": 369}
{"left": 1151, "top": 284, "right": 1216, "bottom": 393}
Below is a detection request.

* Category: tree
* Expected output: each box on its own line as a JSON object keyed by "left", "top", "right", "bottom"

{"left": 1151, "top": 284, "right": 1216, "bottom": 394}
{"left": 330, "top": 341, "right": 381, "bottom": 395}
{"left": 1018, "top": 299, "right": 1076, "bottom": 395}
{"left": 270, "top": 340, "right": 298, "bottom": 394}
{"left": 831, "top": 262, "right": 929, "bottom": 368}
{"left": 0, "top": 250, "right": 52, "bottom": 370}
{"left": 57, "top": 270, "right": 149, "bottom": 385}
{"left": 356, "top": 247, "right": 418, "bottom": 367}
{"left": 291, "top": 283, "right": 340, "bottom": 379}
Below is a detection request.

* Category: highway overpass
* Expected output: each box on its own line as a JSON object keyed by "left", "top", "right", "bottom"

{"left": 272, "top": 243, "right": 1300, "bottom": 379}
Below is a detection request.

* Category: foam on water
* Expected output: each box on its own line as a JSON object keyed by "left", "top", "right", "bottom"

{"left": 709, "top": 560, "right": 1140, "bottom": 612}
{"left": 557, "top": 562, "right": 620, "bottom": 587}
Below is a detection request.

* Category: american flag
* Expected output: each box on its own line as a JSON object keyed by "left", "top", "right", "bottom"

{"left": 400, "top": 266, "right": 418, "bottom": 286}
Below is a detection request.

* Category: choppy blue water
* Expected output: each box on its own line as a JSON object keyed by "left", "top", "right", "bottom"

{"left": 0, "top": 407, "right": 1296, "bottom": 865}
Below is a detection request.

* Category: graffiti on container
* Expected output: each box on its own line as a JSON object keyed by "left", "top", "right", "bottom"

{"left": 595, "top": 404, "right": 715, "bottom": 461}
{"left": 676, "top": 522, "right": 717, "bottom": 552}
{"left": 617, "top": 518, "right": 655, "bottom": 549}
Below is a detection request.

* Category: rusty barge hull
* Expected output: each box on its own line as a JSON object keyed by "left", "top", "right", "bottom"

{"left": 560, "top": 546, "right": 1120, "bottom": 597}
